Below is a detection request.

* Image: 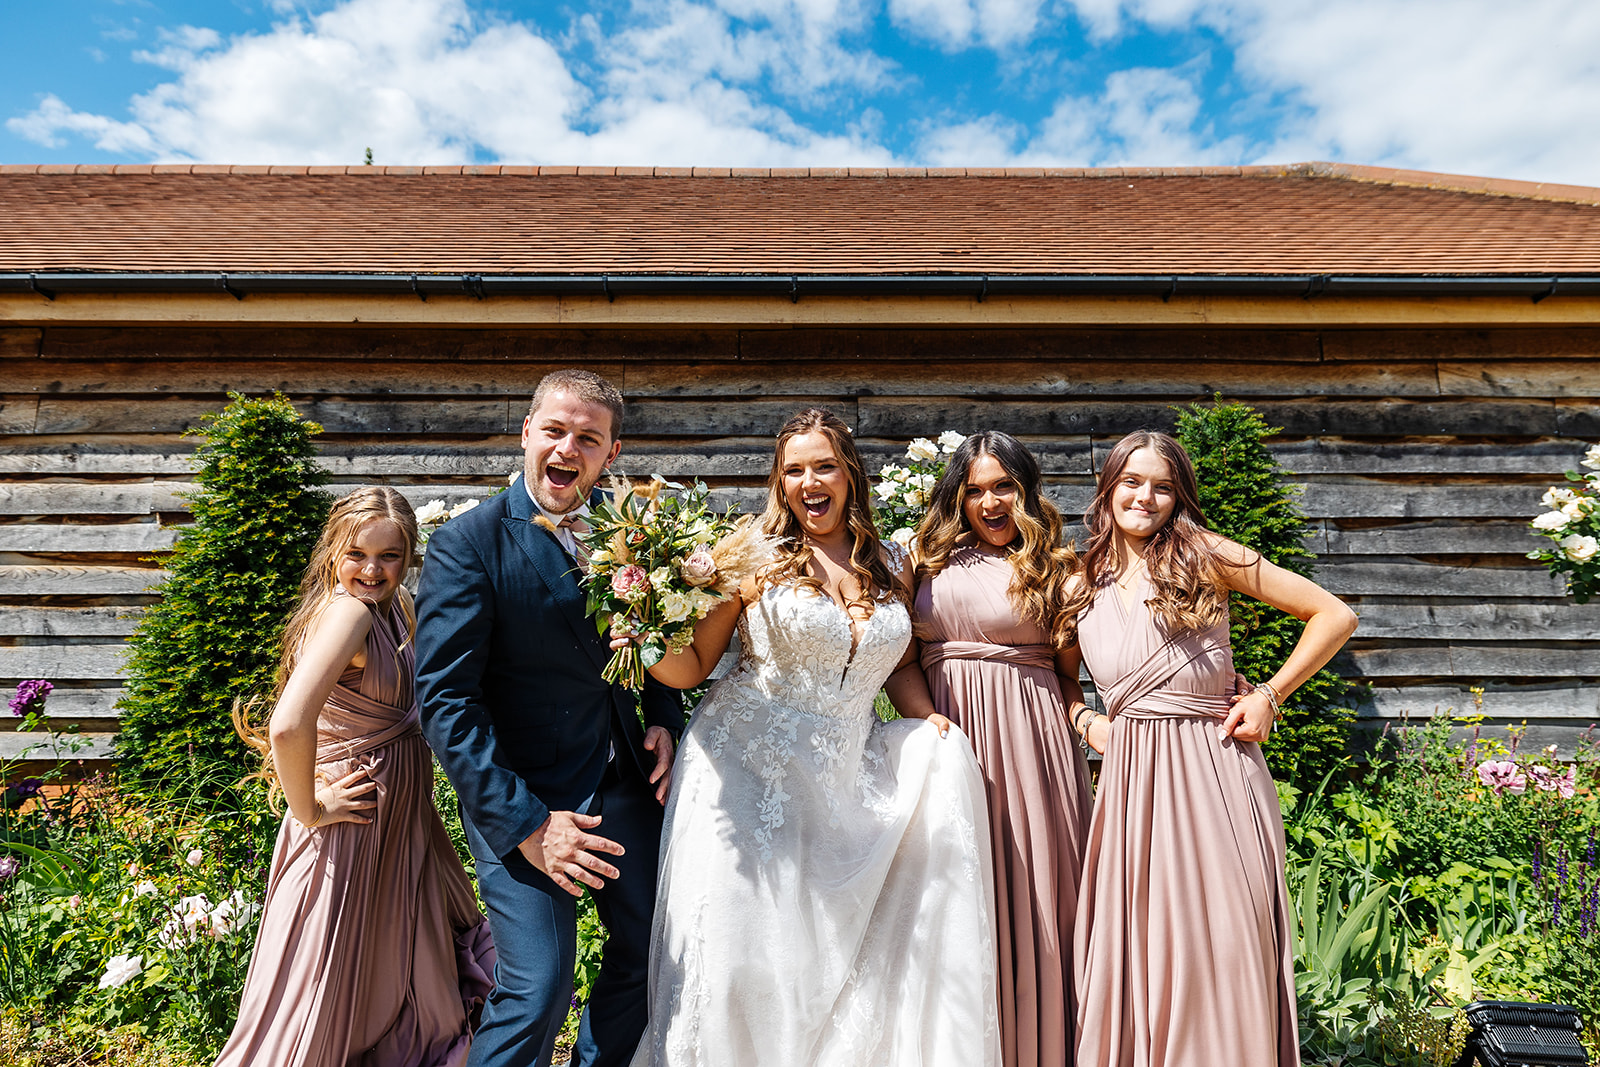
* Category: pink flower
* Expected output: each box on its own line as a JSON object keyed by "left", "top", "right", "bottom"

{"left": 1530, "top": 764, "right": 1577, "bottom": 798}
{"left": 611, "top": 565, "right": 650, "bottom": 602}
{"left": 679, "top": 549, "right": 718, "bottom": 588}
{"left": 1476, "top": 759, "right": 1526, "bottom": 796}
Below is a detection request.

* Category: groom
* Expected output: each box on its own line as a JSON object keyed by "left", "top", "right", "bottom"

{"left": 417, "top": 369, "right": 683, "bottom": 1067}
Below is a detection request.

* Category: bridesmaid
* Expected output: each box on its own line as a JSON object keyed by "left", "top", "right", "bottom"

{"left": 1065, "top": 432, "right": 1356, "bottom": 1067}
{"left": 915, "top": 431, "right": 1092, "bottom": 1067}
{"left": 219, "top": 488, "right": 494, "bottom": 1067}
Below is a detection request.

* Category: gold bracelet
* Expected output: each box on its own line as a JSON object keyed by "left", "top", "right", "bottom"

{"left": 303, "top": 800, "right": 325, "bottom": 828}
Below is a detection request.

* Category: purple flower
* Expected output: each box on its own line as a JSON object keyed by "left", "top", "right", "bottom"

{"left": 1476, "top": 759, "right": 1526, "bottom": 796}
{"left": 1530, "top": 764, "right": 1578, "bottom": 798}
{"left": 7, "top": 679, "right": 52, "bottom": 718}
{"left": 0, "top": 856, "right": 17, "bottom": 881}
{"left": 1532, "top": 838, "right": 1544, "bottom": 883}
{"left": 1559, "top": 845, "right": 1570, "bottom": 887}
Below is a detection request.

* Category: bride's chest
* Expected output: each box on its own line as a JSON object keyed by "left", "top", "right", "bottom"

{"left": 739, "top": 587, "right": 911, "bottom": 692}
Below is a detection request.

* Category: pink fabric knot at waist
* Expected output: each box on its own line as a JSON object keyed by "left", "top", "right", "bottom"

{"left": 1112, "top": 691, "right": 1233, "bottom": 721}
{"left": 921, "top": 640, "right": 1056, "bottom": 672}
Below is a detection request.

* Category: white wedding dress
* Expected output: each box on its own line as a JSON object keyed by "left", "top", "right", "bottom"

{"left": 630, "top": 578, "right": 1001, "bottom": 1067}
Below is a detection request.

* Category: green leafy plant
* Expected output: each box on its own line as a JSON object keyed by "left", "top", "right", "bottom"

{"left": 1174, "top": 397, "right": 1356, "bottom": 788}
{"left": 115, "top": 393, "right": 330, "bottom": 792}
{"left": 872, "top": 431, "right": 967, "bottom": 545}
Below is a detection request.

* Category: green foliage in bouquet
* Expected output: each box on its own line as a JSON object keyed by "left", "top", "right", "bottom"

{"left": 1527, "top": 442, "right": 1600, "bottom": 603}
{"left": 575, "top": 478, "right": 768, "bottom": 690}
{"left": 1173, "top": 398, "right": 1356, "bottom": 789}
{"left": 116, "top": 394, "right": 330, "bottom": 793}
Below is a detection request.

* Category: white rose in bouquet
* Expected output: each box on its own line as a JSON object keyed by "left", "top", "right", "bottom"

{"left": 906, "top": 438, "right": 939, "bottom": 462}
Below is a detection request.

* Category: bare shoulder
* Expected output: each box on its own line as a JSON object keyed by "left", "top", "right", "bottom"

{"left": 1200, "top": 532, "right": 1262, "bottom": 571}
{"left": 305, "top": 593, "right": 375, "bottom": 645}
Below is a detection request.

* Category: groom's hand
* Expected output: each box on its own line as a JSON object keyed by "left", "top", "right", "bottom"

{"left": 519, "top": 812, "right": 624, "bottom": 897}
{"left": 644, "top": 725, "right": 675, "bottom": 805}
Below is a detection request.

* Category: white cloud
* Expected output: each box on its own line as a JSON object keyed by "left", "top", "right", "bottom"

{"left": 6, "top": 94, "right": 156, "bottom": 154}
{"left": 889, "top": 0, "right": 1045, "bottom": 49}
{"left": 1062, "top": 0, "right": 1600, "bottom": 185}
{"left": 10, "top": 0, "right": 585, "bottom": 164}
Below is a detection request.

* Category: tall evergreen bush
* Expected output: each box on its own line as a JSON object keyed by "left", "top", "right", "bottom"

{"left": 1174, "top": 397, "right": 1357, "bottom": 787}
{"left": 117, "top": 393, "right": 330, "bottom": 791}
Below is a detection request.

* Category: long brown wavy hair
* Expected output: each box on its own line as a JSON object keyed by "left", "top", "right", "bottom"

{"left": 1063, "top": 431, "right": 1230, "bottom": 636}
{"left": 758, "top": 408, "right": 910, "bottom": 615}
{"left": 916, "top": 431, "right": 1080, "bottom": 648}
{"left": 234, "top": 487, "right": 419, "bottom": 809}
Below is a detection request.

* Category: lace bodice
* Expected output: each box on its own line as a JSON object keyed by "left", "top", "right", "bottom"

{"left": 730, "top": 585, "right": 912, "bottom": 713}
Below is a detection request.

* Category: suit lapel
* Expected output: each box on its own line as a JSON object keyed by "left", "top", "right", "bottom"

{"left": 504, "top": 477, "right": 607, "bottom": 672}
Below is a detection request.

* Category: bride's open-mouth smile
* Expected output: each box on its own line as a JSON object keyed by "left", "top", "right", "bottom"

{"left": 801, "top": 492, "right": 832, "bottom": 519}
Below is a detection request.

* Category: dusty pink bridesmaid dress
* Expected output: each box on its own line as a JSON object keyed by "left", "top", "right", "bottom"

{"left": 1072, "top": 574, "right": 1297, "bottom": 1067}
{"left": 215, "top": 594, "right": 495, "bottom": 1067}
{"left": 919, "top": 545, "right": 1094, "bottom": 1067}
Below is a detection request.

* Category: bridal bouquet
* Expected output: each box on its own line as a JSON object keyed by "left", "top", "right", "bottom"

{"left": 1528, "top": 441, "right": 1600, "bottom": 603}
{"left": 560, "top": 477, "right": 776, "bottom": 690}
{"left": 874, "top": 430, "right": 967, "bottom": 547}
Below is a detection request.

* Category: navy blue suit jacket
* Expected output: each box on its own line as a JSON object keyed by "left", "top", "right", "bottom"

{"left": 415, "top": 478, "right": 684, "bottom": 861}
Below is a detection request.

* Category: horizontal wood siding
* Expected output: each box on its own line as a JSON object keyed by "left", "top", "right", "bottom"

{"left": 2, "top": 325, "right": 1596, "bottom": 764}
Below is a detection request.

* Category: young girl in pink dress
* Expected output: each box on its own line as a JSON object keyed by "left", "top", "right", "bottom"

{"left": 1064, "top": 432, "right": 1356, "bottom": 1067}
{"left": 218, "top": 487, "right": 493, "bottom": 1067}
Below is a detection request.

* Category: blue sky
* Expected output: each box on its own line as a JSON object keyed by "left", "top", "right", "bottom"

{"left": 5, "top": 0, "right": 1599, "bottom": 185}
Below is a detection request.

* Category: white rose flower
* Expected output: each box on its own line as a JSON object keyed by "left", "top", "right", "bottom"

{"left": 891, "top": 466, "right": 911, "bottom": 484}
{"left": 937, "top": 430, "right": 967, "bottom": 454}
{"left": 1542, "top": 486, "right": 1578, "bottom": 507}
{"left": 914, "top": 472, "right": 936, "bottom": 491}
{"left": 1561, "top": 498, "right": 1591, "bottom": 519}
{"left": 1560, "top": 533, "right": 1599, "bottom": 562}
{"left": 414, "top": 499, "right": 448, "bottom": 525}
{"left": 447, "top": 498, "right": 480, "bottom": 519}
{"left": 906, "top": 489, "right": 926, "bottom": 508}
{"left": 874, "top": 480, "right": 898, "bottom": 501}
{"left": 890, "top": 527, "right": 917, "bottom": 549}
{"left": 906, "top": 438, "right": 938, "bottom": 462}
{"left": 660, "top": 590, "right": 693, "bottom": 624}
{"left": 1583, "top": 443, "right": 1600, "bottom": 470}
{"left": 98, "top": 954, "right": 143, "bottom": 990}
{"left": 1532, "top": 510, "right": 1571, "bottom": 531}
{"left": 690, "top": 589, "right": 724, "bottom": 616}
{"left": 133, "top": 880, "right": 158, "bottom": 897}
{"left": 184, "top": 849, "right": 203, "bottom": 867}
{"left": 649, "top": 566, "right": 673, "bottom": 589}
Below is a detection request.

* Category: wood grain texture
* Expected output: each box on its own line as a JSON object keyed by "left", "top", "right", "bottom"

{"left": 1350, "top": 602, "right": 1600, "bottom": 641}
{"left": 0, "top": 566, "right": 167, "bottom": 595}
{"left": 0, "top": 607, "right": 142, "bottom": 637}
{"left": 0, "top": 328, "right": 42, "bottom": 359}
{"left": 1362, "top": 682, "right": 1600, "bottom": 720}
{"left": 1341, "top": 644, "right": 1597, "bottom": 677}
{"left": 1317, "top": 558, "right": 1562, "bottom": 597}
{"left": 0, "top": 734, "right": 116, "bottom": 760}
{"left": 0, "top": 643, "right": 129, "bottom": 680}
{"left": 1322, "top": 328, "right": 1600, "bottom": 363}
{"left": 0, "top": 523, "right": 177, "bottom": 552}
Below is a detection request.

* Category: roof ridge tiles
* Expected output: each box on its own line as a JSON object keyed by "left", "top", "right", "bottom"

{"left": 1, "top": 159, "right": 1598, "bottom": 206}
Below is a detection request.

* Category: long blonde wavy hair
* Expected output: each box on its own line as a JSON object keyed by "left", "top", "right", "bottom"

{"left": 1062, "top": 431, "right": 1229, "bottom": 636}
{"left": 757, "top": 408, "right": 911, "bottom": 614}
{"left": 915, "top": 431, "right": 1080, "bottom": 648}
{"left": 233, "top": 487, "right": 419, "bottom": 808}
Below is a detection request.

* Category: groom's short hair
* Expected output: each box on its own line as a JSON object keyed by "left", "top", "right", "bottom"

{"left": 531, "top": 369, "right": 624, "bottom": 440}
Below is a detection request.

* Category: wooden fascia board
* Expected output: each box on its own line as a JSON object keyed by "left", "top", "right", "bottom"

{"left": 5, "top": 290, "right": 1600, "bottom": 328}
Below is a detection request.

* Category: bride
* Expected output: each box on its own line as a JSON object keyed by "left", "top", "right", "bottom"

{"left": 625, "top": 408, "right": 1001, "bottom": 1067}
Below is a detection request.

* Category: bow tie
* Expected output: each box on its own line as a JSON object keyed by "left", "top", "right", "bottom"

{"left": 557, "top": 512, "right": 592, "bottom": 570}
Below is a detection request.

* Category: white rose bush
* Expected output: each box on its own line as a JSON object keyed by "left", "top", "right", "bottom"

{"left": 563, "top": 477, "right": 778, "bottom": 691}
{"left": 415, "top": 494, "right": 490, "bottom": 550}
{"left": 1528, "top": 442, "right": 1600, "bottom": 602}
{"left": 873, "top": 431, "right": 966, "bottom": 547}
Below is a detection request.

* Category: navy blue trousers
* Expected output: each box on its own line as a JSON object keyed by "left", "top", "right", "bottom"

{"left": 465, "top": 763, "right": 663, "bottom": 1067}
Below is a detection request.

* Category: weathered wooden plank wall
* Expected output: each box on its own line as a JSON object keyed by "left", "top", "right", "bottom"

{"left": 2, "top": 324, "right": 1597, "bottom": 763}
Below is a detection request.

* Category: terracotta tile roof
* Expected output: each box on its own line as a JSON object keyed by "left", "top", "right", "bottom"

{"left": 2, "top": 161, "right": 1599, "bottom": 276}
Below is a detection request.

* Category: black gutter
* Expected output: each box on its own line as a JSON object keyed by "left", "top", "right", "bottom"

{"left": 2, "top": 272, "right": 1599, "bottom": 301}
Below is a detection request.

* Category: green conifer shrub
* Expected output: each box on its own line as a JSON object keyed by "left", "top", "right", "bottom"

{"left": 1173, "top": 397, "right": 1357, "bottom": 787}
{"left": 116, "top": 394, "right": 330, "bottom": 791}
